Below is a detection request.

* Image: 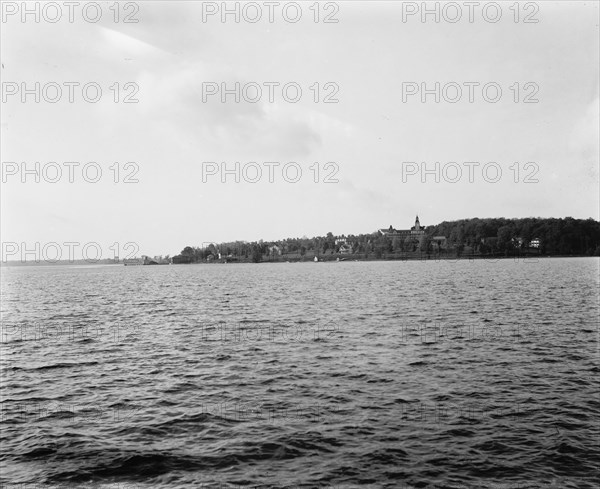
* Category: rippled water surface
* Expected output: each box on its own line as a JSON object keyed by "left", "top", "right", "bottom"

{"left": 1, "top": 258, "right": 599, "bottom": 488}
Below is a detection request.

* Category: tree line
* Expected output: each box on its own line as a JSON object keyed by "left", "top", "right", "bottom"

{"left": 172, "top": 217, "right": 600, "bottom": 263}
{"left": 426, "top": 217, "right": 600, "bottom": 256}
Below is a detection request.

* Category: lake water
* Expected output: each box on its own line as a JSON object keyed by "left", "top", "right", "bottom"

{"left": 1, "top": 258, "right": 598, "bottom": 488}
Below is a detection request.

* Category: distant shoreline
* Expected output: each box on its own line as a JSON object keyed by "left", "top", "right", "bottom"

{"left": 2, "top": 254, "right": 598, "bottom": 267}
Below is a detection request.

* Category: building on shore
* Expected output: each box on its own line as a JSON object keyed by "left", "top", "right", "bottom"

{"left": 124, "top": 255, "right": 171, "bottom": 266}
{"left": 379, "top": 215, "right": 426, "bottom": 239}
{"left": 431, "top": 236, "right": 447, "bottom": 249}
{"left": 338, "top": 243, "right": 353, "bottom": 254}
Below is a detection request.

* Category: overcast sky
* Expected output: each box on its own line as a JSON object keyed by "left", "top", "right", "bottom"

{"left": 1, "top": 1, "right": 598, "bottom": 258}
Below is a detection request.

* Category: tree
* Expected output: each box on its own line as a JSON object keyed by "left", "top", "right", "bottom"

{"left": 497, "top": 225, "right": 513, "bottom": 253}
{"left": 251, "top": 245, "right": 262, "bottom": 263}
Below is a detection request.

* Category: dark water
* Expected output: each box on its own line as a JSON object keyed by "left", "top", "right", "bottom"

{"left": 1, "top": 258, "right": 599, "bottom": 488}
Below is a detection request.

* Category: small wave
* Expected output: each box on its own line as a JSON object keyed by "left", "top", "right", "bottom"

{"left": 34, "top": 361, "right": 99, "bottom": 371}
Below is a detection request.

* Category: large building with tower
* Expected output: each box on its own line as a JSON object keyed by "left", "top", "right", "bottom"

{"left": 378, "top": 215, "right": 426, "bottom": 239}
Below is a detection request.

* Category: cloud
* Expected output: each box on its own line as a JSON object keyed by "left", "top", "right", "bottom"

{"left": 132, "top": 62, "right": 327, "bottom": 159}
{"left": 569, "top": 96, "right": 600, "bottom": 158}
{"left": 568, "top": 96, "right": 600, "bottom": 187}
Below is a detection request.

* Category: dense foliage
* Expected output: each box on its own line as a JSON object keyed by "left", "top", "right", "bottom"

{"left": 172, "top": 217, "right": 600, "bottom": 263}
{"left": 425, "top": 217, "right": 600, "bottom": 256}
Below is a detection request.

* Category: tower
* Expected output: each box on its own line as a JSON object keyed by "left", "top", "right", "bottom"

{"left": 414, "top": 215, "right": 420, "bottom": 231}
